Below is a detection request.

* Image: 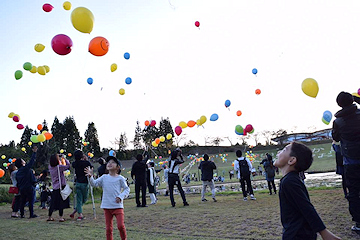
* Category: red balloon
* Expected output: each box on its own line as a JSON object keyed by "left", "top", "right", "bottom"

{"left": 150, "top": 120, "right": 156, "bottom": 127}
{"left": 43, "top": 3, "right": 54, "bottom": 12}
{"left": 255, "top": 89, "right": 261, "bottom": 95}
{"left": 195, "top": 21, "right": 200, "bottom": 27}
{"left": 13, "top": 116, "right": 19, "bottom": 122}
{"left": 175, "top": 126, "right": 182, "bottom": 136}
{"left": 245, "top": 124, "right": 253, "bottom": 133}
{"left": 89, "top": 37, "right": 109, "bottom": 56}
{"left": 17, "top": 124, "right": 24, "bottom": 130}
{"left": 51, "top": 34, "right": 73, "bottom": 55}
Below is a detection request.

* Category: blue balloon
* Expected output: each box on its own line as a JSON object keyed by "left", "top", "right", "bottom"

{"left": 8, "top": 158, "right": 12, "bottom": 162}
{"left": 124, "top": 52, "right": 130, "bottom": 60}
{"left": 235, "top": 130, "right": 243, "bottom": 135}
{"left": 225, "top": 100, "right": 231, "bottom": 108}
{"left": 210, "top": 114, "right": 219, "bottom": 121}
{"left": 87, "top": 77, "right": 93, "bottom": 85}
{"left": 252, "top": 68, "right": 258, "bottom": 74}
{"left": 125, "top": 77, "right": 132, "bottom": 85}
{"left": 109, "top": 150, "right": 115, "bottom": 156}
{"left": 323, "top": 110, "right": 332, "bottom": 122}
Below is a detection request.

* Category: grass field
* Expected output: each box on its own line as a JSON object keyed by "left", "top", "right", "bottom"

{"left": 0, "top": 187, "right": 358, "bottom": 240}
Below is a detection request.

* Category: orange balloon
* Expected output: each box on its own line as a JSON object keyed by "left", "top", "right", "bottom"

{"left": 0, "top": 169, "right": 4, "bottom": 178}
{"left": 187, "top": 120, "right": 196, "bottom": 128}
{"left": 44, "top": 132, "right": 53, "bottom": 140}
{"left": 231, "top": 163, "right": 235, "bottom": 167}
{"left": 255, "top": 89, "right": 261, "bottom": 95}
{"left": 89, "top": 37, "right": 109, "bottom": 56}
{"left": 68, "top": 153, "right": 72, "bottom": 157}
{"left": 155, "top": 138, "right": 160, "bottom": 144}
{"left": 144, "top": 120, "right": 150, "bottom": 126}
{"left": 37, "top": 124, "right": 43, "bottom": 131}
{"left": 87, "top": 152, "right": 91, "bottom": 156}
{"left": 236, "top": 110, "right": 242, "bottom": 116}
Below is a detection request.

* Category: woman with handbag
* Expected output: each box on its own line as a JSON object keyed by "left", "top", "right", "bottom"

{"left": 47, "top": 154, "right": 70, "bottom": 222}
{"left": 9, "top": 164, "right": 20, "bottom": 218}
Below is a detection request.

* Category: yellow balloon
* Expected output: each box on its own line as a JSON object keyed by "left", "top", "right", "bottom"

{"left": 196, "top": 119, "right": 201, "bottom": 126}
{"left": 14, "top": 114, "right": 20, "bottom": 121}
{"left": 200, "top": 115, "right": 207, "bottom": 124}
{"left": 21, "top": 147, "right": 26, "bottom": 152}
{"left": 43, "top": 65, "right": 50, "bottom": 73}
{"left": 28, "top": 141, "right": 32, "bottom": 146}
{"left": 159, "top": 136, "right": 165, "bottom": 142}
{"left": 63, "top": 1, "right": 72, "bottom": 10}
{"left": 60, "top": 149, "right": 64, "bottom": 153}
{"left": 8, "top": 112, "right": 15, "bottom": 118}
{"left": 352, "top": 92, "right": 360, "bottom": 98}
{"left": 179, "top": 121, "right": 187, "bottom": 129}
{"left": 37, "top": 134, "right": 46, "bottom": 142}
{"left": 37, "top": 66, "right": 46, "bottom": 75}
{"left": 119, "top": 88, "right": 125, "bottom": 95}
{"left": 34, "top": 44, "right": 45, "bottom": 52}
{"left": 111, "top": 63, "right": 117, "bottom": 72}
{"left": 1, "top": 155, "right": 5, "bottom": 159}
{"left": 30, "top": 66, "right": 37, "bottom": 73}
{"left": 152, "top": 141, "right": 158, "bottom": 147}
{"left": 301, "top": 78, "right": 319, "bottom": 98}
{"left": 166, "top": 133, "right": 172, "bottom": 140}
{"left": 71, "top": 7, "right": 94, "bottom": 34}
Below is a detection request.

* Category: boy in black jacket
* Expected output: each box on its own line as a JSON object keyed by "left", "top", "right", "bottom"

{"left": 198, "top": 154, "right": 217, "bottom": 202}
{"left": 274, "top": 142, "right": 340, "bottom": 240}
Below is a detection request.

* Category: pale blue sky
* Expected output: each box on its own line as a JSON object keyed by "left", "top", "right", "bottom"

{"left": 1, "top": 0, "right": 359, "bottom": 149}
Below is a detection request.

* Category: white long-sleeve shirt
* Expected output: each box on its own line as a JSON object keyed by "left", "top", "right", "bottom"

{"left": 234, "top": 157, "right": 253, "bottom": 179}
{"left": 89, "top": 174, "right": 130, "bottom": 209}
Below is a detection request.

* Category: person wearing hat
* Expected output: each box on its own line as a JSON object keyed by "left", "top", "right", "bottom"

{"left": 332, "top": 91, "right": 360, "bottom": 232}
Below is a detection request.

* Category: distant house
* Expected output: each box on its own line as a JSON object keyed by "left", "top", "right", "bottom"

{"left": 272, "top": 128, "right": 332, "bottom": 145}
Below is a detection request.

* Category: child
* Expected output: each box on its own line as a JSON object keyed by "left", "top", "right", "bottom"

{"left": 147, "top": 161, "right": 157, "bottom": 205}
{"left": 85, "top": 156, "right": 130, "bottom": 240}
{"left": 40, "top": 185, "right": 51, "bottom": 209}
{"left": 234, "top": 150, "right": 256, "bottom": 201}
{"left": 274, "top": 141, "right": 340, "bottom": 240}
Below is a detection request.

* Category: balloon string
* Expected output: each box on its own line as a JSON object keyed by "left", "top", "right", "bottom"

{"left": 168, "top": 0, "right": 176, "bottom": 10}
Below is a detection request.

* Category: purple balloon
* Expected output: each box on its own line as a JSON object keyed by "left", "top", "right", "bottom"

{"left": 51, "top": 34, "right": 73, "bottom": 55}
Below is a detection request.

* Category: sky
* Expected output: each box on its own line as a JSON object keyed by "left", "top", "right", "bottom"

{"left": 1, "top": 0, "right": 359, "bottom": 150}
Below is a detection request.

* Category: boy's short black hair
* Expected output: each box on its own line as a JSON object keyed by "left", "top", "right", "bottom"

{"left": 236, "top": 150, "right": 242, "bottom": 157}
{"left": 136, "top": 154, "right": 143, "bottom": 161}
{"left": 171, "top": 150, "right": 178, "bottom": 160}
{"left": 15, "top": 158, "right": 23, "bottom": 169}
{"left": 290, "top": 142, "right": 313, "bottom": 172}
{"left": 148, "top": 161, "right": 154, "bottom": 167}
{"left": 74, "top": 150, "right": 84, "bottom": 161}
{"left": 203, "top": 154, "right": 209, "bottom": 161}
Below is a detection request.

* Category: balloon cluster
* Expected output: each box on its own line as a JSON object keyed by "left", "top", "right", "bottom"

{"left": 144, "top": 120, "right": 156, "bottom": 128}
{"left": 15, "top": 62, "right": 50, "bottom": 80}
{"left": 82, "top": 140, "right": 90, "bottom": 146}
{"left": 322, "top": 110, "right": 332, "bottom": 125}
{"left": 174, "top": 116, "right": 207, "bottom": 137}
{"left": 8, "top": 112, "right": 24, "bottom": 130}
{"left": 151, "top": 134, "right": 172, "bottom": 147}
{"left": 245, "top": 151, "right": 258, "bottom": 162}
{"left": 235, "top": 124, "right": 254, "bottom": 136}
{"left": 87, "top": 152, "right": 94, "bottom": 158}
{"left": 30, "top": 124, "right": 53, "bottom": 143}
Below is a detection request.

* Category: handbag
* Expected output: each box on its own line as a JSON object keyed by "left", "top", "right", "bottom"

{"left": 8, "top": 186, "right": 19, "bottom": 194}
{"left": 57, "top": 165, "right": 72, "bottom": 200}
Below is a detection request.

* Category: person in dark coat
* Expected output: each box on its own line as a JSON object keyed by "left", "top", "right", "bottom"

{"left": 131, "top": 154, "right": 147, "bottom": 207}
{"left": 262, "top": 154, "right": 276, "bottom": 195}
{"left": 97, "top": 158, "right": 108, "bottom": 177}
{"left": 198, "top": 154, "right": 217, "bottom": 202}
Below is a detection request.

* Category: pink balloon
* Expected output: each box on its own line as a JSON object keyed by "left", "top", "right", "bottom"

{"left": 175, "top": 126, "right": 182, "bottom": 136}
{"left": 245, "top": 124, "right": 253, "bottom": 133}
{"left": 195, "top": 21, "right": 200, "bottom": 27}
{"left": 13, "top": 116, "right": 19, "bottom": 122}
{"left": 43, "top": 3, "right": 54, "bottom": 12}
{"left": 150, "top": 120, "right": 156, "bottom": 127}
{"left": 17, "top": 124, "right": 24, "bottom": 130}
{"left": 51, "top": 34, "right": 73, "bottom": 55}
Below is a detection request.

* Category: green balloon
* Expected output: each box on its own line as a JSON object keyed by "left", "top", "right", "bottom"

{"left": 15, "top": 70, "right": 23, "bottom": 80}
{"left": 235, "top": 125, "right": 243, "bottom": 134}
{"left": 30, "top": 135, "right": 39, "bottom": 143}
{"left": 2, "top": 163, "right": 7, "bottom": 167}
{"left": 23, "top": 62, "right": 32, "bottom": 71}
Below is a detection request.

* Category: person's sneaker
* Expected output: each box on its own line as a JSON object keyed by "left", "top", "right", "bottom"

{"left": 212, "top": 198, "right": 217, "bottom": 202}
{"left": 351, "top": 223, "right": 360, "bottom": 231}
{"left": 141, "top": 205, "right": 148, "bottom": 207}
{"left": 20, "top": 215, "right": 25, "bottom": 218}
{"left": 201, "top": 199, "right": 208, "bottom": 202}
{"left": 29, "top": 214, "right": 38, "bottom": 219}
{"left": 250, "top": 194, "right": 256, "bottom": 200}
{"left": 243, "top": 197, "right": 248, "bottom": 201}
{"left": 183, "top": 202, "right": 189, "bottom": 206}
{"left": 77, "top": 216, "right": 85, "bottom": 221}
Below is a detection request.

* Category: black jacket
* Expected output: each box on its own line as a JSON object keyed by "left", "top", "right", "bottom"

{"left": 131, "top": 160, "right": 147, "bottom": 182}
{"left": 198, "top": 160, "right": 216, "bottom": 181}
{"left": 16, "top": 152, "right": 36, "bottom": 191}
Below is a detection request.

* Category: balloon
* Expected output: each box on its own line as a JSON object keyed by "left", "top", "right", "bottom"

{"left": 89, "top": 37, "right": 109, "bottom": 56}
{"left": 30, "top": 135, "right": 39, "bottom": 143}
{"left": 179, "top": 121, "right": 187, "bottom": 129}
{"left": 245, "top": 124, "right": 253, "bottom": 133}
{"left": 60, "top": 149, "right": 64, "bottom": 154}
{"left": 358, "top": 88, "right": 360, "bottom": 96}
{"left": 210, "top": 114, "right": 219, "bottom": 121}
{"left": 124, "top": 52, "right": 130, "bottom": 60}
{"left": 51, "top": 34, "right": 73, "bottom": 55}
{"left": 15, "top": 70, "right": 23, "bottom": 80}
{"left": 144, "top": 120, "right": 150, "bottom": 126}
{"left": 43, "top": 65, "right": 50, "bottom": 73}
{"left": 1, "top": 155, "right": 5, "bottom": 159}
{"left": 322, "top": 118, "right": 330, "bottom": 125}
{"left": 13, "top": 115, "right": 19, "bottom": 122}
{"left": 252, "top": 68, "right": 258, "bottom": 75}
{"left": 152, "top": 141, "right": 158, "bottom": 147}
{"left": 255, "top": 89, "right": 261, "bottom": 95}
{"left": 63, "top": 1, "right": 71, "bottom": 10}
{"left": 111, "top": 63, "right": 117, "bottom": 72}
{"left": 155, "top": 138, "right": 161, "bottom": 145}
{"left": 236, "top": 110, "right": 242, "bottom": 116}
{"left": 68, "top": 153, "right": 72, "bottom": 157}
{"left": 21, "top": 147, "right": 26, "bottom": 152}
{"left": 71, "top": 7, "right": 94, "bottom": 34}
{"left": 159, "top": 136, "right": 165, "bottom": 142}
{"left": 34, "top": 44, "right": 45, "bottom": 52}
{"left": 196, "top": 119, "right": 201, "bottom": 126}
{"left": 0, "top": 169, "right": 4, "bottom": 178}
{"left": 235, "top": 125, "right": 244, "bottom": 134}
{"left": 43, "top": 3, "right": 54, "bottom": 12}
{"left": 195, "top": 21, "right": 200, "bottom": 27}
{"left": 30, "top": 66, "right": 37, "bottom": 73}
{"left": 249, "top": 128, "right": 255, "bottom": 134}
{"left": 17, "top": 124, "right": 24, "bottom": 130}
{"left": 200, "top": 115, "right": 207, "bottom": 125}
{"left": 187, "top": 120, "right": 196, "bottom": 128}
{"left": 225, "top": 100, "right": 231, "bottom": 108}
{"left": 166, "top": 133, "right": 172, "bottom": 140}
{"left": 109, "top": 150, "right": 115, "bottom": 156}
{"left": 37, "top": 134, "right": 46, "bottom": 142}
{"left": 175, "top": 126, "right": 182, "bottom": 136}
{"left": 37, "top": 66, "right": 46, "bottom": 75}
{"left": 150, "top": 120, "right": 156, "bottom": 127}
{"left": 323, "top": 110, "right": 332, "bottom": 123}
{"left": 28, "top": 141, "right": 32, "bottom": 146}
{"left": 44, "top": 132, "right": 53, "bottom": 140}
{"left": 125, "top": 77, "right": 132, "bottom": 85}
{"left": 8, "top": 112, "right": 15, "bottom": 118}
{"left": 119, "top": 88, "right": 125, "bottom": 95}
{"left": 23, "top": 62, "right": 32, "bottom": 71}
{"left": 301, "top": 78, "right": 319, "bottom": 98}
{"left": 87, "top": 77, "right": 93, "bottom": 85}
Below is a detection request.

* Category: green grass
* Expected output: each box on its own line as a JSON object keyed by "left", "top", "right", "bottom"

{"left": 0, "top": 187, "right": 357, "bottom": 239}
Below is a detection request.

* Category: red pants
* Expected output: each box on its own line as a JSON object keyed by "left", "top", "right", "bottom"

{"left": 104, "top": 208, "right": 127, "bottom": 240}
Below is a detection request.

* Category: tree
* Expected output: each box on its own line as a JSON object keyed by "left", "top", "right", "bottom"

{"left": 158, "top": 117, "right": 174, "bottom": 149}
{"left": 249, "top": 132, "right": 261, "bottom": 146}
{"left": 272, "top": 129, "right": 287, "bottom": 145}
{"left": 84, "top": 122, "right": 101, "bottom": 156}
{"left": 237, "top": 135, "right": 249, "bottom": 146}
{"left": 42, "top": 119, "right": 49, "bottom": 132}
{"left": 184, "top": 140, "right": 197, "bottom": 147}
{"left": 131, "top": 120, "right": 143, "bottom": 149}
{"left": 115, "top": 132, "right": 128, "bottom": 151}
{"left": 19, "top": 126, "right": 34, "bottom": 154}
{"left": 212, "top": 137, "right": 223, "bottom": 146}
{"left": 49, "top": 116, "right": 64, "bottom": 153}
{"left": 62, "top": 116, "right": 81, "bottom": 154}
{"left": 142, "top": 125, "right": 159, "bottom": 148}
{"left": 261, "top": 130, "right": 274, "bottom": 146}
{"left": 224, "top": 136, "right": 233, "bottom": 146}
{"left": 204, "top": 135, "right": 212, "bottom": 146}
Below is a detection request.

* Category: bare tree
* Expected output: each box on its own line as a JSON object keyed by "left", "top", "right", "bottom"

{"left": 260, "top": 130, "right": 274, "bottom": 146}
{"left": 224, "top": 136, "right": 233, "bottom": 146}
{"left": 237, "top": 135, "right": 249, "bottom": 146}
{"left": 249, "top": 132, "right": 261, "bottom": 146}
{"left": 204, "top": 135, "right": 212, "bottom": 146}
{"left": 185, "top": 140, "right": 197, "bottom": 147}
{"left": 113, "top": 132, "right": 128, "bottom": 151}
{"left": 212, "top": 137, "right": 223, "bottom": 146}
{"left": 174, "top": 133, "right": 187, "bottom": 146}
{"left": 307, "top": 125, "right": 317, "bottom": 132}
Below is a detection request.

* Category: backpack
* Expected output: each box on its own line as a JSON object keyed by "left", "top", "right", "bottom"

{"left": 238, "top": 158, "right": 250, "bottom": 178}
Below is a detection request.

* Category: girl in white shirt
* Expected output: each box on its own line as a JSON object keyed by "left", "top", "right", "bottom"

{"left": 85, "top": 156, "right": 130, "bottom": 240}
